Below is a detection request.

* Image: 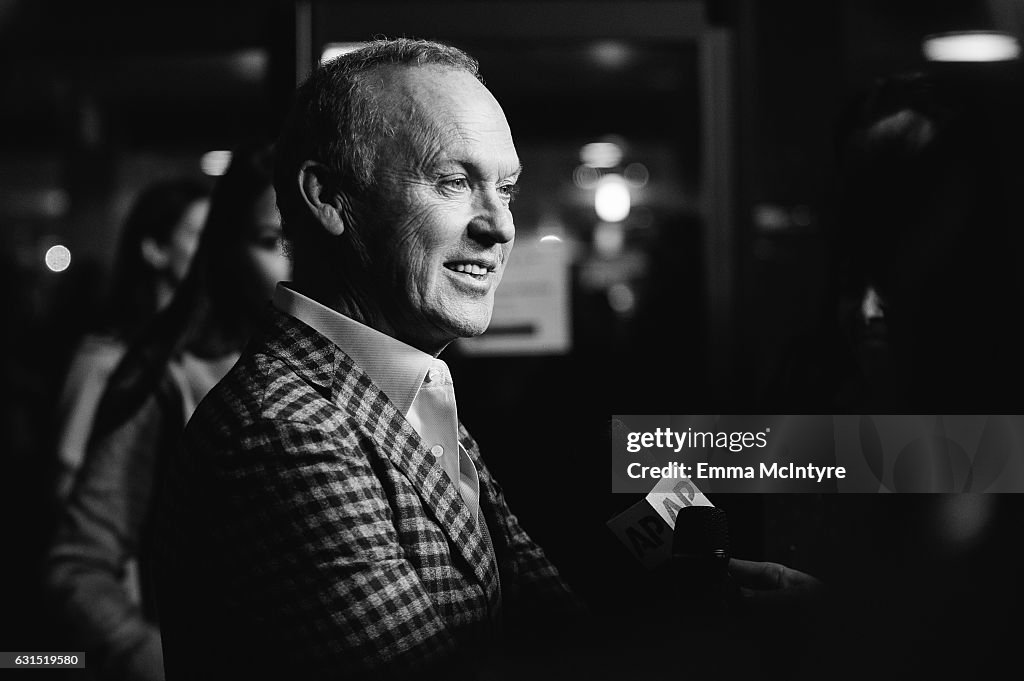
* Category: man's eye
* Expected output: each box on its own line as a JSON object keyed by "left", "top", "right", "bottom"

{"left": 498, "top": 184, "right": 520, "bottom": 203}
{"left": 441, "top": 177, "right": 470, "bottom": 191}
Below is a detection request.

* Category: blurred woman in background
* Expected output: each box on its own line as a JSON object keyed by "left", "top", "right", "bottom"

{"left": 45, "top": 142, "right": 291, "bottom": 681}
{"left": 53, "top": 178, "right": 211, "bottom": 500}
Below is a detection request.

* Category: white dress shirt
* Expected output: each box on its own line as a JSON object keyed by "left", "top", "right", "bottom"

{"left": 272, "top": 284, "right": 488, "bottom": 526}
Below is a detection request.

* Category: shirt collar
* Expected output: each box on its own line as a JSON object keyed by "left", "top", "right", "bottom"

{"left": 272, "top": 283, "right": 433, "bottom": 416}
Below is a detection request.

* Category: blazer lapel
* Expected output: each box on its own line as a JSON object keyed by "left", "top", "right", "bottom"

{"left": 263, "top": 310, "right": 500, "bottom": 603}
{"left": 279, "top": 325, "right": 498, "bottom": 603}
{"left": 375, "top": 405, "right": 501, "bottom": 607}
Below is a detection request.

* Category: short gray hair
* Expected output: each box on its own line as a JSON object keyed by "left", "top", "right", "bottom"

{"left": 273, "top": 37, "right": 481, "bottom": 246}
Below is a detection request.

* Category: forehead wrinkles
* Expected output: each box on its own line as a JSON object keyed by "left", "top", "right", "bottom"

{"left": 395, "top": 103, "right": 457, "bottom": 169}
{"left": 372, "top": 66, "right": 511, "bottom": 169}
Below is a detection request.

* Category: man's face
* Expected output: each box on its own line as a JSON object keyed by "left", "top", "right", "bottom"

{"left": 362, "top": 65, "right": 519, "bottom": 354}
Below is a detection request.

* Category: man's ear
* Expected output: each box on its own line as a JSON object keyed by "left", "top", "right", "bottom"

{"left": 298, "top": 161, "right": 351, "bottom": 237}
{"left": 140, "top": 237, "right": 169, "bottom": 270}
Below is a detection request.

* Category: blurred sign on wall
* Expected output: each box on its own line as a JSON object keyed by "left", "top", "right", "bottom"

{"left": 458, "top": 238, "right": 572, "bottom": 356}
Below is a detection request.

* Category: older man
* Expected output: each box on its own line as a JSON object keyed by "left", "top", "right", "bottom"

{"left": 155, "top": 39, "right": 577, "bottom": 680}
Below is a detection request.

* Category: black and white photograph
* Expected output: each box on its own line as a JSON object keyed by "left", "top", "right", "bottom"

{"left": 2, "top": 1, "right": 1024, "bottom": 679}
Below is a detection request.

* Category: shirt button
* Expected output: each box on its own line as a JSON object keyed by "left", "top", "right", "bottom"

{"left": 430, "top": 445, "right": 444, "bottom": 457}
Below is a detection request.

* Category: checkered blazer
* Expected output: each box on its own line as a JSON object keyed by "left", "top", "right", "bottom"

{"left": 155, "top": 309, "right": 577, "bottom": 680}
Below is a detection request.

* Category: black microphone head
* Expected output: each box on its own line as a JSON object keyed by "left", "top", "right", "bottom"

{"left": 672, "top": 506, "right": 729, "bottom": 558}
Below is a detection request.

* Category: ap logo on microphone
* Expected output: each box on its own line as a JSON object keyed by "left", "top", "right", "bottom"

{"left": 606, "top": 477, "right": 713, "bottom": 569}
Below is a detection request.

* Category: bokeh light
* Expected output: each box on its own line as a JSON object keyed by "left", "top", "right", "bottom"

{"left": 581, "top": 141, "right": 624, "bottom": 168}
{"left": 607, "top": 283, "right": 636, "bottom": 314}
{"left": 594, "top": 174, "right": 631, "bottom": 222}
{"left": 593, "top": 221, "right": 625, "bottom": 257}
{"left": 201, "top": 150, "right": 232, "bottom": 177}
{"left": 573, "top": 164, "right": 602, "bottom": 189}
{"left": 623, "top": 162, "right": 649, "bottom": 187}
{"left": 923, "top": 31, "right": 1020, "bottom": 62}
{"left": 45, "top": 244, "right": 71, "bottom": 272}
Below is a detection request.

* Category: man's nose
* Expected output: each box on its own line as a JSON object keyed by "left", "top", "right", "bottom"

{"left": 469, "top": 189, "right": 515, "bottom": 245}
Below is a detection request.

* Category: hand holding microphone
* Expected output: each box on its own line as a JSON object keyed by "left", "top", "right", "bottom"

{"left": 670, "top": 506, "right": 738, "bottom": 617}
{"left": 672, "top": 506, "right": 825, "bottom": 618}
{"left": 728, "top": 557, "right": 824, "bottom": 610}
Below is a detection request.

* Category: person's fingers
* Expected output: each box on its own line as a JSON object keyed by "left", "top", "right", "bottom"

{"left": 729, "top": 558, "right": 825, "bottom": 611}
{"left": 728, "top": 558, "right": 788, "bottom": 590}
{"left": 738, "top": 581, "right": 820, "bottom": 605}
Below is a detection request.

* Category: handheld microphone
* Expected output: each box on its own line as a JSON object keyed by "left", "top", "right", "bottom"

{"left": 671, "top": 506, "right": 734, "bottom": 618}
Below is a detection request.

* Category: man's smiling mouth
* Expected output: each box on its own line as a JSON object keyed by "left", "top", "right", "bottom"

{"left": 445, "top": 261, "right": 496, "bottom": 278}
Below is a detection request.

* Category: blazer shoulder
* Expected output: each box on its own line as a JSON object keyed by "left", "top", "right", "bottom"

{"left": 185, "top": 344, "right": 375, "bottom": 466}
{"left": 185, "top": 310, "right": 414, "bottom": 468}
{"left": 193, "top": 349, "right": 336, "bottom": 425}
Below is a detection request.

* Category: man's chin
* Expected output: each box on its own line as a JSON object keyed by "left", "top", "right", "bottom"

{"left": 436, "top": 314, "right": 493, "bottom": 343}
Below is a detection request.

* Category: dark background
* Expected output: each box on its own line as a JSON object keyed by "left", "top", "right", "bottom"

{"left": 3, "top": 1, "right": 1024, "bottom": 678}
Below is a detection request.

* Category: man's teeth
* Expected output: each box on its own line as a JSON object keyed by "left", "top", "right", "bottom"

{"left": 450, "top": 263, "right": 489, "bottom": 275}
